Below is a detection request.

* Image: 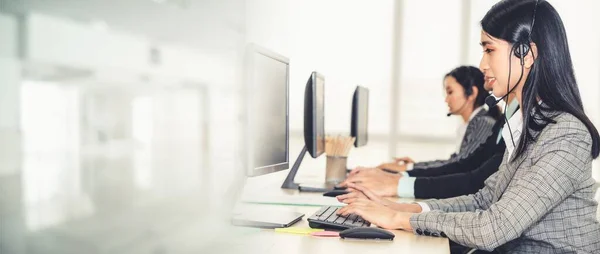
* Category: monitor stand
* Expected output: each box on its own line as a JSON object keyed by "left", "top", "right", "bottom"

{"left": 281, "top": 146, "right": 305, "bottom": 189}
{"left": 281, "top": 146, "right": 346, "bottom": 192}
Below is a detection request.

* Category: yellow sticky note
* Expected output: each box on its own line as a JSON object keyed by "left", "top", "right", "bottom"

{"left": 274, "top": 227, "right": 325, "bottom": 235}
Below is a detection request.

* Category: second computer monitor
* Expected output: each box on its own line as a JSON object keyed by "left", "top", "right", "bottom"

{"left": 245, "top": 44, "right": 289, "bottom": 177}
{"left": 304, "top": 72, "right": 325, "bottom": 158}
{"left": 351, "top": 86, "right": 369, "bottom": 147}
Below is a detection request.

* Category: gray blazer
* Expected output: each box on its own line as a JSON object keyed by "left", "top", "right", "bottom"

{"left": 414, "top": 109, "right": 496, "bottom": 170}
{"left": 410, "top": 112, "right": 600, "bottom": 253}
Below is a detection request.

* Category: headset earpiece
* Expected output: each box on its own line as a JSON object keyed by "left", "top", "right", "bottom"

{"left": 514, "top": 43, "right": 530, "bottom": 66}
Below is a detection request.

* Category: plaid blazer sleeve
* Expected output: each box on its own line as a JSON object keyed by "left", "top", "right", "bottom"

{"left": 409, "top": 116, "right": 593, "bottom": 251}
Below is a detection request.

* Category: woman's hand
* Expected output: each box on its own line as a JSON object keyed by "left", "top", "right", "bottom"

{"left": 336, "top": 198, "right": 414, "bottom": 231}
{"left": 376, "top": 162, "right": 407, "bottom": 172}
{"left": 338, "top": 183, "right": 423, "bottom": 213}
{"left": 338, "top": 169, "right": 400, "bottom": 197}
{"left": 337, "top": 183, "right": 394, "bottom": 207}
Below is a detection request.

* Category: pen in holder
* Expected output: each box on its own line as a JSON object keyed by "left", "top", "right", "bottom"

{"left": 325, "top": 136, "right": 356, "bottom": 184}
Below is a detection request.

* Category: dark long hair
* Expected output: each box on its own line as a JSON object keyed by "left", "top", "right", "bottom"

{"left": 444, "top": 66, "right": 489, "bottom": 109}
{"left": 481, "top": 0, "right": 600, "bottom": 159}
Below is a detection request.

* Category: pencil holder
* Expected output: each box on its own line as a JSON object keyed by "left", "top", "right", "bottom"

{"left": 325, "top": 156, "right": 348, "bottom": 184}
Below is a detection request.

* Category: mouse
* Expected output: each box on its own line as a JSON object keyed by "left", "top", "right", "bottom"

{"left": 323, "top": 190, "right": 349, "bottom": 197}
{"left": 339, "top": 227, "right": 395, "bottom": 240}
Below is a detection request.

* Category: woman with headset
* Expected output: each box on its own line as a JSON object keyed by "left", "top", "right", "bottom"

{"left": 441, "top": 65, "right": 498, "bottom": 158}
{"left": 419, "top": 66, "right": 499, "bottom": 167}
{"left": 339, "top": 66, "right": 500, "bottom": 198}
{"left": 337, "top": 0, "right": 600, "bottom": 253}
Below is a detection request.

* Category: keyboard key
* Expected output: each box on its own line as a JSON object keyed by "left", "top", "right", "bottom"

{"left": 334, "top": 215, "right": 348, "bottom": 224}
{"left": 325, "top": 216, "right": 339, "bottom": 223}
{"left": 347, "top": 214, "right": 358, "bottom": 222}
{"left": 319, "top": 208, "right": 336, "bottom": 220}
{"left": 314, "top": 206, "right": 330, "bottom": 217}
{"left": 349, "top": 220, "right": 365, "bottom": 227}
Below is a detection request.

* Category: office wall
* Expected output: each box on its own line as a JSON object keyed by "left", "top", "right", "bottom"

{"left": 1, "top": 3, "right": 245, "bottom": 228}
{"left": 246, "top": 0, "right": 394, "bottom": 138}
{"left": 0, "top": 13, "right": 18, "bottom": 58}
{"left": 245, "top": 0, "right": 482, "bottom": 162}
{"left": 1, "top": 2, "right": 252, "bottom": 252}
{"left": 26, "top": 13, "right": 151, "bottom": 74}
{"left": 0, "top": 58, "right": 21, "bottom": 134}
{"left": 18, "top": 11, "right": 247, "bottom": 199}
{"left": 0, "top": 13, "right": 25, "bottom": 254}
{"left": 397, "top": 0, "right": 464, "bottom": 140}
{"left": 0, "top": 13, "right": 20, "bottom": 130}
{"left": 0, "top": 13, "right": 22, "bottom": 177}
{"left": 28, "top": 13, "right": 230, "bottom": 83}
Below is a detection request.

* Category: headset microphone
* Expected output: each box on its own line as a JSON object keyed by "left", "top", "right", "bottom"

{"left": 485, "top": 95, "right": 499, "bottom": 108}
{"left": 447, "top": 100, "right": 469, "bottom": 117}
{"left": 485, "top": 80, "right": 520, "bottom": 108}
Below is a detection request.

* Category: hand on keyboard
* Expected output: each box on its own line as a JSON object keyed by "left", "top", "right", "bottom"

{"left": 337, "top": 197, "right": 413, "bottom": 230}
{"left": 338, "top": 168, "right": 401, "bottom": 197}
{"left": 339, "top": 183, "right": 423, "bottom": 213}
{"left": 337, "top": 183, "right": 394, "bottom": 207}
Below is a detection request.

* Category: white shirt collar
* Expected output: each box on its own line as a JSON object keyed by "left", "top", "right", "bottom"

{"left": 505, "top": 99, "right": 520, "bottom": 119}
{"left": 502, "top": 108, "right": 523, "bottom": 159}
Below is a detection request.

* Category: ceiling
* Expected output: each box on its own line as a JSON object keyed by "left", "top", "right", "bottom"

{"left": 1, "top": 0, "right": 246, "bottom": 51}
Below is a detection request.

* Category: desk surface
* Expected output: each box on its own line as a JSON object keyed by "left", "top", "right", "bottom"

{"left": 228, "top": 205, "right": 450, "bottom": 254}
{"left": 229, "top": 170, "right": 450, "bottom": 254}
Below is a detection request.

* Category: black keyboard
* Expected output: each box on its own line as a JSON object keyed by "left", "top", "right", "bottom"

{"left": 307, "top": 206, "right": 371, "bottom": 230}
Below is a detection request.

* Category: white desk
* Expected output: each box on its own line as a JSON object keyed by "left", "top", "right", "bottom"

{"left": 227, "top": 170, "right": 450, "bottom": 254}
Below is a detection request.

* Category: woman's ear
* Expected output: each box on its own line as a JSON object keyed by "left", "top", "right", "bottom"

{"left": 525, "top": 42, "right": 538, "bottom": 69}
{"left": 469, "top": 86, "right": 479, "bottom": 101}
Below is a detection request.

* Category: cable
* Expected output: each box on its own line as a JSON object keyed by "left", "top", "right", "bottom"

{"left": 504, "top": 45, "right": 527, "bottom": 148}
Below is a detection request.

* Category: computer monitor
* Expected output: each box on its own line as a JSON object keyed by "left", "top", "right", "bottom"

{"left": 245, "top": 44, "right": 290, "bottom": 177}
{"left": 351, "top": 86, "right": 369, "bottom": 147}
{"left": 281, "top": 71, "right": 326, "bottom": 189}
{"left": 232, "top": 44, "right": 303, "bottom": 228}
{"left": 304, "top": 72, "right": 326, "bottom": 158}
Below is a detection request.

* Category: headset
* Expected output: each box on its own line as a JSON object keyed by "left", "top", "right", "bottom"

{"left": 485, "top": 0, "right": 540, "bottom": 147}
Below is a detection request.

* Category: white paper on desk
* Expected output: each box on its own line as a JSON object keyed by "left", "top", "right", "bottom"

{"left": 241, "top": 194, "right": 344, "bottom": 207}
